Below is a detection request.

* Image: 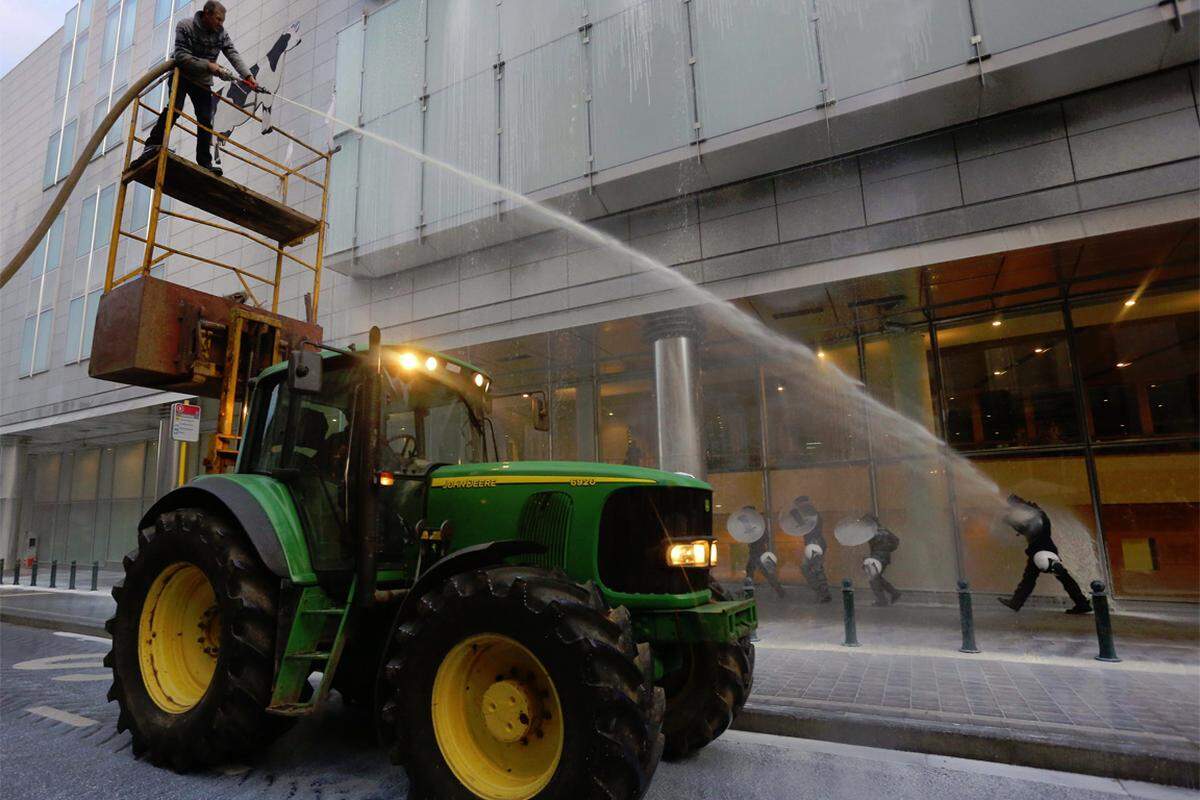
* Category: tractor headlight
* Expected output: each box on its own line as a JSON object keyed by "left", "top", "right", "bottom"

{"left": 666, "top": 540, "right": 717, "bottom": 568}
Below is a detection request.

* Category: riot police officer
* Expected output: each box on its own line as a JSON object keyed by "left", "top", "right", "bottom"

{"left": 998, "top": 495, "right": 1092, "bottom": 614}
{"left": 781, "top": 496, "right": 832, "bottom": 602}
{"left": 861, "top": 514, "right": 902, "bottom": 607}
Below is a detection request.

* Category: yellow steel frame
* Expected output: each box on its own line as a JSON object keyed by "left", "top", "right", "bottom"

{"left": 102, "top": 68, "right": 329, "bottom": 319}
{"left": 101, "top": 68, "right": 333, "bottom": 473}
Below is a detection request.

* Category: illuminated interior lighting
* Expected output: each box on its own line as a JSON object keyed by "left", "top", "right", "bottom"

{"left": 522, "top": 393, "right": 530, "bottom": 398}
{"left": 817, "top": 349, "right": 827, "bottom": 359}
{"left": 1124, "top": 298, "right": 1137, "bottom": 307}
{"left": 1034, "top": 347, "right": 1046, "bottom": 354}
{"left": 398, "top": 352, "right": 419, "bottom": 370}
{"left": 776, "top": 385, "right": 785, "bottom": 392}
{"left": 1116, "top": 361, "right": 1131, "bottom": 368}
{"left": 993, "top": 370, "right": 1006, "bottom": 376}
{"left": 991, "top": 319, "right": 1002, "bottom": 327}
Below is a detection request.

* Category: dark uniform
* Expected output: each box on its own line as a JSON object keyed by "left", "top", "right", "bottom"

{"left": 863, "top": 517, "right": 902, "bottom": 606}
{"left": 800, "top": 516, "right": 832, "bottom": 602}
{"left": 1000, "top": 495, "right": 1091, "bottom": 614}
{"left": 745, "top": 533, "right": 786, "bottom": 598}
{"left": 143, "top": 12, "right": 252, "bottom": 170}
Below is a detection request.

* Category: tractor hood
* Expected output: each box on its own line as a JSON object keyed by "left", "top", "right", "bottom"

{"left": 429, "top": 461, "right": 710, "bottom": 491}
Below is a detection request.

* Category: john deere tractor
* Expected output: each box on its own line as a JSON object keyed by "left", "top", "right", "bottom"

{"left": 105, "top": 327, "right": 757, "bottom": 799}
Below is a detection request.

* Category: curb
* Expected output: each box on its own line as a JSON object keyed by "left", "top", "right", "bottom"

{"left": 733, "top": 701, "right": 1200, "bottom": 789}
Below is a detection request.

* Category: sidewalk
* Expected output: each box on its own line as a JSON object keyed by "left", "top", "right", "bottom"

{"left": 738, "top": 592, "right": 1200, "bottom": 787}
{"left": 3, "top": 583, "right": 1197, "bottom": 786}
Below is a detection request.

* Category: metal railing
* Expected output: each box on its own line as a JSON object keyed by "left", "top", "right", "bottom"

{"left": 102, "top": 67, "right": 331, "bottom": 317}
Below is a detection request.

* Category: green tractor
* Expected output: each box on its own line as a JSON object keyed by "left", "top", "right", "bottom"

{"left": 105, "top": 327, "right": 757, "bottom": 799}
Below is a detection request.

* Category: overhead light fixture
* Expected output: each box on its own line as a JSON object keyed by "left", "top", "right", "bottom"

{"left": 1116, "top": 361, "right": 1131, "bottom": 368}
{"left": 991, "top": 319, "right": 1002, "bottom": 327}
{"left": 816, "top": 349, "right": 827, "bottom": 360}
{"left": 1034, "top": 347, "right": 1046, "bottom": 354}
{"left": 993, "top": 370, "right": 1006, "bottom": 376}
{"left": 776, "top": 385, "right": 785, "bottom": 392}
{"left": 1124, "top": 298, "right": 1137, "bottom": 307}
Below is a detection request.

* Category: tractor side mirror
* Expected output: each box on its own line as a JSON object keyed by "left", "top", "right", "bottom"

{"left": 531, "top": 393, "right": 549, "bottom": 432}
{"left": 288, "top": 350, "right": 322, "bottom": 395}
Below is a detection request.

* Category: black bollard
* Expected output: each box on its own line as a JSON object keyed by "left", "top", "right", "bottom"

{"left": 90, "top": 561, "right": 100, "bottom": 591}
{"left": 69, "top": 560, "right": 77, "bottom": 590}
{"left": 1090, "top": 581, "right": 1121, "bottom": 663}
{"left": 30, "top": 560, "right": 38, "bottom": 586}
{"left": 0, "top": 558, "right": 4, "bottom": 584}
{"left": 957, "top": 580, "right": 980, "bottom": 653}
{"left": 12, "top": 560, "right": 19, "bottom": 586}
{"left": 842, "top": 579, "right": 861, "bottom": 647}
{"left": 49, "top": 560, "right": 58, "bottom": 588}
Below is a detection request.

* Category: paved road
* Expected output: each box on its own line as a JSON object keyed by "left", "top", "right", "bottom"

{"left": 0, "top": 622, "right": 1189, "bottom": 800}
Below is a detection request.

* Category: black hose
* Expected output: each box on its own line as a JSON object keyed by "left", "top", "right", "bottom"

{"left": 0, "top": 60, "right": 176, "bottom": 290}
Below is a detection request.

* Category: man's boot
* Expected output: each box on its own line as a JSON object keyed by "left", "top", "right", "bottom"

{"left": 1065, "top": 602, "right": 1092, "bottom": 615}
{"left": 997, "top": 597, "right": 1019, "bottom": 611}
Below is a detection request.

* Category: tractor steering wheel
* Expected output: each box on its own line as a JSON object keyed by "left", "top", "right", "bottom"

{"left": 388, "top": 433, "right": 417, "bottom": 459}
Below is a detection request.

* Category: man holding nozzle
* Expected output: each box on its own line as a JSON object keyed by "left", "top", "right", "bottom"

{"left": 998, "top": 495, "right": 1092, "bottom": 615}
{"left": 140, "top": 1, "right": 258, "bottom": 176}
{"left": 861, "top": 514, "right": 902, "bottom": 607}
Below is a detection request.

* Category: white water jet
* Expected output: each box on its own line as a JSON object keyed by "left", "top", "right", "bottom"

{"left": 271, "top": 92, "right": 1070, "bottom": 565}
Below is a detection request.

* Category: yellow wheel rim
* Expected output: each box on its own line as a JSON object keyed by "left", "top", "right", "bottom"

{"left": 137, "top": 562, "right": 220, "bottom": 714}
{"left": 432, "top": 633, "right": 564, "bottom": 800}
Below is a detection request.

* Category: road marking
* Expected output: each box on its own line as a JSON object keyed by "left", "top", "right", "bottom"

{"left": 53, "top": 631, "right": 110, "bottom": 645}
{"left": 25, "top": 706, "right": 98, "bottom": 727}
{"left": 52, "top": 673, "right": 111, "bottom": 682}
{"left": 14, "top": 653, "right": 104, "bottom": 671}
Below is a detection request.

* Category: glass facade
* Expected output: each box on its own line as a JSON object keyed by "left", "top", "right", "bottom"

{"left": 449, "top": 221, "right": 1198, "bottom": 602}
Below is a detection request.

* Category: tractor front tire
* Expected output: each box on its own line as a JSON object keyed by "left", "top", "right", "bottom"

{"left": 659, "top": 582, "right": 755, "bottom": 760}
{"left": 105, "top": 508, "right": 286, "bottom": 770}
{"left": 381, "top": 565, "right": 664, "bottom": 800}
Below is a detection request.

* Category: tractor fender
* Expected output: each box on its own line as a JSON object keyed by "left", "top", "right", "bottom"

{"left": 395, "top": 540, "right": 545, "bottom": 625}
{"left": 138, "top": 479, "right": 292, "bottom": 579}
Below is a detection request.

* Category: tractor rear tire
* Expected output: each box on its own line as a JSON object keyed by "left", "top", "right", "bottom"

{"left": 104, "top": 508, "right": 286, "bottom": 770}
{"left": 381, "top": 565, "right": 664, "bottom": 800}
{"left": 659, "top": 582, "right": 754, "bottom": 760}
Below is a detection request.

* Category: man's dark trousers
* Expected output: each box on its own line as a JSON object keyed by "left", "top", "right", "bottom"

{"left": 1010, "top": 558, "right": 1089, "bottom": 609}
{"left": 145, "top": 78, "right": 216, "bottom": 167}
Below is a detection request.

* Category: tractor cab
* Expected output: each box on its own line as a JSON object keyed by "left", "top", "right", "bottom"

{"left": 239, "top": 341, "right": 492, "bottom": 577}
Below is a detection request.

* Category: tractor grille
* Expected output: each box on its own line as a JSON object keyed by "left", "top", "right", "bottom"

{"left": 518, "top": 492, "right": 572, "bottom": 569}
{"left": 598, "top": 486, "right": 712, "bottom": 595}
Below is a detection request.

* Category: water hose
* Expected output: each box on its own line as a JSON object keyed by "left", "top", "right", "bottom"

{"left": 0, "top": 59, "right": 176, "bottom": 290}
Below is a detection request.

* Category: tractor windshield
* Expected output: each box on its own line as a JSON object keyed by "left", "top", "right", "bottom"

{"left": 381, "top": 368, "right": 483, "bottom": 466}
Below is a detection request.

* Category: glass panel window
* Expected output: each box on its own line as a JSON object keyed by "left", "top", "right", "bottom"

{"left": 938, "top": 308, "right": 1080, "bottom": 450}
{"left": 102, "top": 9, "right": 120, "bottom": 63}
{"left": 1072, "top": 290, "right": 1199, "bottom": 441}
{"left": 58, "top": 120, "right": 78, "bottom": 182}
{"left": 154, "top": 0, "right": 171, "bottom": 24}
{"left": 598, "top": 374, "right": 657, "bottom": 468}
{"left": 130, "top": 182, "right": 150, "bottom": 229}
{"left": 79, "top": 0, "right": 94, "bottom": 30}
{"left": 56, "top": 47, "right": 72, "bottom": 97}
{"left": 83, "top": 289, "right": 102, "bottom": 356}
{"left": 45, "top": 213, "right": 66, "bottom": 273}
{"left": 20, "top": 316, "right": 36, "bottom": 375}
{"left": 765, "top": 340, "right": 863, "bottom": 466}
{"left": 66, "top": 296, "right": 86, "bottom": 362}
{"left": 119, "top": 0, "right": 137, "bottom": 51}
{"left": 77, "top": 192, "right": 98, "bottom": 258}
{"left": 34, "top": 309, "right": 54, "bottom": 373}
{"left": 95, "top": 184, "right": 116, "bottom": 251}
{"left": 71, "top": 33, "right": 89, "bottom": 86}
{"left": 44, "top": 131, "right": 62, "bottom": 188}
{"left": 176, "top": 0, "right": 189, "bottom": 10}
{"left": 1095, "top": 444, "right": 1199, "bottom": 600}
{"left": 104, "top": 92, "right": 128, "bottom": 151}
{"left": 702, "top": 340, "right": 762, "bottom": 473}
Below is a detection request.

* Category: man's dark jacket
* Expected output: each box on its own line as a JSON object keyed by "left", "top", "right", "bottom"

{"left": 174, "top": 12, "right": 250, "bottom": 87}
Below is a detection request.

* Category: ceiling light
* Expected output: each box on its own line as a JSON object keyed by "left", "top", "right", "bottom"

{"left": 993, "top": 370, "right": 1006, "bottom": 376}
{"left": 1124, "top": 298, "right": 1137, "bottom": 307}
{"left": 1034, "top": 347, "right": 1046, "bottom": 354}
{"left": 777, "top": 385, "right": 785, "bottom": 392}
{"left": 1116, "top": 361, "right": 1131, "bottom": 368}
{"left": 817, "top": 349, "right": 827, "bottom": 359}
{"left": 991, "top": 319, "right": 1002, "bottom": 327}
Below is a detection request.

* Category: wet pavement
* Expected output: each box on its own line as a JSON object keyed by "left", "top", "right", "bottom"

{"left": 2, "top": 623, "right": 1193, "bottom": 800}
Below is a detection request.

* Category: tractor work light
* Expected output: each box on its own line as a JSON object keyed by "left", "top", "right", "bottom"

{"left": 425, "top": 356, "right": 439, "bottom": 371}
{"left": 398, "top": 352, "right": 419, "bottom": 370}
{"left": 473, "top": 372, "right": 485, "bottom": 387}
{"left": 666, "top": 540, "right": 717, "bottom": 568}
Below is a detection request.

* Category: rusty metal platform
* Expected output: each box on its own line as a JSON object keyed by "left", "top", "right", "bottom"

{"left": 88, "top": 275, "right": 322, "bottom": 399}
{"left": 123, "top": 150, "right": 321, "bottom": 246}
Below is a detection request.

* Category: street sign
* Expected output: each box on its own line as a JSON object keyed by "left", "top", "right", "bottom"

{"left": 170, "top": 403, "right": 201, "bottom": 442}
